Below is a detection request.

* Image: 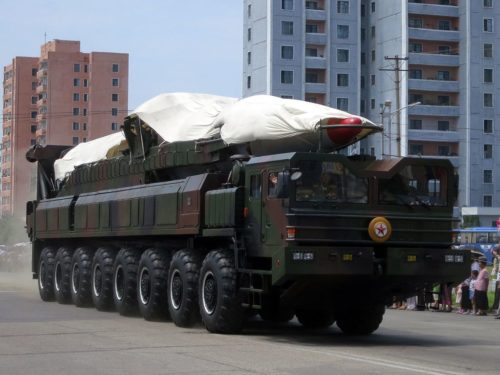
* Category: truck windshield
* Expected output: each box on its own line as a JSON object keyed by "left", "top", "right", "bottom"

{"left": 295, "top": 161, "right": 368, "bottom": 203}
{"left": 378, "top": 165, "right": 448, "bottom": 207}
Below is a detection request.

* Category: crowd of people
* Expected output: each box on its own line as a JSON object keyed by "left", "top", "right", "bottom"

{"left": 391, "top": 249, "right": 500, "bottom": 319}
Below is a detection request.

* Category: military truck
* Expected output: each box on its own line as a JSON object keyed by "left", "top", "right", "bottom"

{"left": 26, "top": 94, "right": 469, "bottom": 334}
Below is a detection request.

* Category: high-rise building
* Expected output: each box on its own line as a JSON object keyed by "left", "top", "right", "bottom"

{"left": 1, "top": 40, "right": 128, "bottom": 217}
{"left": 243, "top": 0, "right": 500, "bottom": 225}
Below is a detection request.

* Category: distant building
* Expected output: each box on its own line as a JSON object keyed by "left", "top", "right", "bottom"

{"left": 243, "top": 0, "right": 500, "bottom": 226}
{"left": 1, "top": 40, "right": 128, "bottom": 217}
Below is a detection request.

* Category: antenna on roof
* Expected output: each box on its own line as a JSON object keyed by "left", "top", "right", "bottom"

{"left": 44, "top": 32, "right": 47, "bottom": 44}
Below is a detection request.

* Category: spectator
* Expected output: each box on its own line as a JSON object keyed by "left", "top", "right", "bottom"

{"left": 491, "top": 248, "right": 500, "bottom": 311}
{"left": 474, "top": 259, "right": 489, "bottom": 316}
{"left": 457, "top": 271, "right": 476, "bottom": 314}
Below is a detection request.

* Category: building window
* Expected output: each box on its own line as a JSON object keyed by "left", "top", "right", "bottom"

{"left": 306, "top": 24, "right": 319, "bottom": 33}
{"left": 306, "top": 47, "right": 318, "bottom": 57}
{"left": 32, "top": 82, "right": 37, "bottom": 90}
{"left": 282, "top": 95, "right": 293, "bottom": 99}
{"left": 247, "top": 51, "right": 251, "bottom": 65}
{"left": 484, "top": 43, "right": 493, "bottom": 58}
{"left": 361, "top": 52, "right": 366, "bottom": 64}
{"left": 371, "top": 49, "right": 376, "bottom": 61}
{"left": 83, "top": 79, "right": 88, "bottom": 87}
{"left": 337, "top": 74, "right": 349, "bottom": 87}
{"left": 247, "top": 4, "right": 251, "bottom": 17}
{"left": 409, "top": 144, "right": 424, "bottom": 155}
{"left": 484, "top": 144, "right": 493, "bottom": 159}
{"left": 409, "top": 18, "right": 423, "bottom": 28}
{"left": 371, "top": 26, "right": 375, "bottom": 38}
{"left": 305, "top": 71, "right": 318, "bottom": 83}
{"left": 484, "top": 18, "right": 493, "bottom": 32}
{"left": 73, "top": 93, "right": 80, "bottom": 101}
{"left": 72, "top": 137, "right": 79, "bottom": 145}
{"left": 337, "top": 0, "right": 349, "bottom": 13}
{"left": 360, "top": 75, "right": 365, "bottom": 88}
{"left": 83, "top": 123, "right": 87, "bottom": 130}
{"left": 30, "top": 125, "right": 37, "bottom": 133}
{"left": 112, "top": 78, "right": 119, "bottom": 86}
{"left": 484, "top": 119, "right": 493, "bottom": 133}
{"left": 112, "top": 93, "right": 119, "bottom": 101}
{"left": 247, "top": 75, "right": 251, "bottom": 89}
{"left": 370, "top": 98, "right": 375, "bottom": 109}
{"left": 484, "top": 0, "right": 493, "bottom": 7}
{"left": 32, "top": 68, "right": 37, "bottom": 76}
{"left": 370, "top": 74, "right": 375, "bottom": 85}
{"left": 361, "top": 28, "right": 365, "bottom": 42}
{"left": 73, "top": 108, "right": 80, "bottom": 116}
{"left": 83, "top": 108, "right": 87, "bottom": 116}
{"left": 112, "top": 108, "right": 118, "bottom": 116}
{"left": 111, "top": 123, "right": 119, "bottom": 131}
{"left": 112, "top": 64, "right": 119, "bottom": 72}
{"left": 282, "top": 0, "right": 293, "bottom": 10}
{"left": 247, "top": 27, "right": 252, "bottom": 41}
{"left": 437, "top": 71, "right": 450, "bottom": 81}
{"left": 84, "top": 65, "right": 88, "bottom": 73}
{"left": 438, "top": 20, "right": 451, "bottom": 31}
{"left": 336, "top": 98, "right": 349, "bottom": 111}
{"left": 281, "top": 70, "right": 293, "bottom": 84}
{"left": 371, "top": 1, "right": 375, "bottom": 12}
{"left": 306, "top": 1, "right": 319, "bottom": 9}
{"left": 484, "top": 68, "right": 493, "bottom": 83}
{"left": 484, "top": 93, "right": 493, "bottom": 107}
{"left": 31, "top": 111, "right": 37, "bottom": 119}
{"left": 83, "top": 93, "right": 88, "bottom": 102}
{"left": 410, "top": 43, "right": 423, "bottom": 53}
{"left": 282, "top": 21, "right": 294, "bottom": 35}
{"left": 337, "top": 25, "right": 349, "bottom": 39}
{"left": 31, "top": 139, "right": 36, "bottom": 146}
{"left": 72, "top": 122, "right": 79, "bottom": 130}
{"left": 438, "top": 145, "right": 450, "bottom": 156}
{"left": 410, "top": 69, "right": 422, "bottom": 79}
{"left": 438, "top": 120, "right": 450, "bottom": 131}
{"left": 337, "top": 49, "right": 349, "bottom": 62}
{"left": 281, "top": 46, "right": 294, "bottom": 59}
{"left": 360, "top": 99, "right": 365, "bottom": 113}
{"left": 484, "top": 170, "right": 493, "bottom": 184}
{"left": 73, "top": 78, "right": 80, "bottom": 87}
{"left": 438, "top": 96, "right": 450, "bottom": 105}
{"left": 31, "top": 96, "right": 37, "bottom": 104}
{"left": 438, "top": 45, "right": 451, "bottom": 54}
{"left": 484, "top": 195, "right": 493, "bottom": 207}
{"left": 74, "top": 64, "right": 80, "bottom": 72}
{"left": 82, "top": 138, "right": 87, "bottom": 142}
{"left": 409, "top": 119, "right": 422, "bottom": 129}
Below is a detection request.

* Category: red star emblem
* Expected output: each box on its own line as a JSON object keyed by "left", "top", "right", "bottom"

{"left": 375, "top": 223, "right": 387, "bottom": 237}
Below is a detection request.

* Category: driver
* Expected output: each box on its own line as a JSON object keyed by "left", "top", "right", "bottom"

{"left": 314, "top": 172, "right": 338, "bottom": 200}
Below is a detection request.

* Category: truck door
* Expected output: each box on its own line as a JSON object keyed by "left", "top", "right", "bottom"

{"left": 246, "top": 172, "right": 263, "bottom": 253}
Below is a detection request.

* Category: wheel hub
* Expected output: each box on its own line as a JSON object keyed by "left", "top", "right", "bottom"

{"left": 55, "top": 262, "right": 62, "bottom": 292}
{"left": 39, "top": 261, "right": 46, "bottom": 290}
{"left": 202, "top": 271, "right": 217, "bottom": 315}
{"left": 170, "top": 269, "right": 183, "bottom": 310}
{"left": 114, "top": 265, "right": 124, "bottom": 301}
{"left": 139, "top": 267, "right": 151, "bottom": 305}
{"left": 93, "top": 263, "right": 102, "bottom": 297}
{"left": 72, "top": 263, "right": 80, "bottom": 294}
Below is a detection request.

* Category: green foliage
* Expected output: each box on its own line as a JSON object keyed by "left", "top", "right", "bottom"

{"left": 0, "top": 215, "right": 29, "bottom": 245}
{"left": 462, "top": 215, "right": 480, "bottom": 228}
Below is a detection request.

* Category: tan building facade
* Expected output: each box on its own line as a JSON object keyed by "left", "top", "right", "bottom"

{"left": 1, "top": 40, "right": 128, "bottom": 217}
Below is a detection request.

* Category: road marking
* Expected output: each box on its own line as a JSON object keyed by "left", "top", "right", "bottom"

{"left": 286, "top": 346, "right": 466, "bottom": 375}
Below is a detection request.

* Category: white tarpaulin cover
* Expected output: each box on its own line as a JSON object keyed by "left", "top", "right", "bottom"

{"left": 54, "top": 93, "right": 378, "bottom": 180}
{"left": 54, "top": 132, "right": 125, "bottom": 181}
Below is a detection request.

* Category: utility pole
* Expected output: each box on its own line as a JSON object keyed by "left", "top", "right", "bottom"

{"left": 380, "top": 55, "right": 408, "bottom": 157}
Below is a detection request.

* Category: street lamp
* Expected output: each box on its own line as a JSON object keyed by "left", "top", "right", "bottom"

{"left": 380, "top": 101, "right": 421, "bottom": 158}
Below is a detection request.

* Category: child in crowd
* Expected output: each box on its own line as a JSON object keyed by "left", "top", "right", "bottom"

{"left": 457, "top": 270, "right": 478, "bottom": 314}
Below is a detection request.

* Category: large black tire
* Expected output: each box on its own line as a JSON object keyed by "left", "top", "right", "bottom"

{"left": 91, "top": 247, "right": 116, "bottom": 311}
{"left": 54, "top": 247, "right": 75, "bottom": 304}
{"left": 167, "top": 249, "right": 201, "bottom": 327}
{"left": 137, "top": 248, "right": 170, "bottom": 321}
{"left": 38, "top": 247, "right": 56, "bottom": 301}
{"left": 336, "top": 303, "right": 385, "bottom": 335}
{"left": 113, "top": 248, "right": 141, "bottom": 316}
{"left": 71, "top": 247, "right": 95, "bottom": 307}
{"left": 199, "top": 249, "right": 244, "bottom": 333}
{"left": 296, "top": 308, "right": 335, "bottom": 329}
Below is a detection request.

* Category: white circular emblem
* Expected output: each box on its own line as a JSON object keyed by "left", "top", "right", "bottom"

{"left": 374, "top": 222, "right": 388, "bottom": 238}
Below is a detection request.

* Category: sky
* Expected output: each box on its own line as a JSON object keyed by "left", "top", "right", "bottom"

{"left": 0, "top": 0, "right": 244, "bottom": 111}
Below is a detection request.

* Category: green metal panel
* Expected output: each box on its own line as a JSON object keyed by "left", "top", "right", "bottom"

{"left": 74, "top": 205, "right": 86, "bottom": 230}
{"left": 155, "top": 193, "right": 178, "bottom": 225}
{"left": 204, "top": 188, "right": 243, "bottom": 228}
{"left": 87, "top": 203, "right": 99, "bottom": 229}
{"left": 100, "top": 202, "right": 110, "bottom": 228}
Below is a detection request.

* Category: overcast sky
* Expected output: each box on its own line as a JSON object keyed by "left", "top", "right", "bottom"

{"left": 1, "top": 0, "right": 243, "bottom": 110}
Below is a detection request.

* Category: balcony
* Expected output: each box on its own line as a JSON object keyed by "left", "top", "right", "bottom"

{"left": 408, "top": 78, "right": 459, "bottom": 92}
{"left": 409, "top": 52, "right": 458, "bottom": 66}
{"left": 408, "top": 104, "right": 460, "bottom": 117}
{"left": 36, "top": 69, "right": 47, "bottom": 79}
{"left": 36, "top": 84, "right": 47, "bottom": 94}
{"left": 408, "top": 129, "right": 460, "bottom": 142}
{"left": 305, "top": 33, "right": 327, "bottom": 45}
{"left": 306, "top": 9, "right": 327, "bottom": 21}
{"left": 409, "top": 27, "right": 460, "bottom": 42}
{"left": 305, "top": 82, "right": 327, "bottom": 94}
{"left": 35, "top": 128, "right": 46, "bottom": 138}
{"left": 408, "top": 2, "right": 459, "bottom": 17}
{"left": 305, "top": 56, "right": 327, "bottom": 69}
{"left": 36, "top": 113, "right": 47, "bottom": 122}
{"left": 36, "top": 98, "right": 47, "bottom": 107}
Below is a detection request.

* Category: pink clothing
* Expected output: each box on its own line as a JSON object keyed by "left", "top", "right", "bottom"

{"left": 475, "top": 268, "right": 489, "bottom": 292}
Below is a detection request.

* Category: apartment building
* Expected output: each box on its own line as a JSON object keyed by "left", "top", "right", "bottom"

{"left": 243, "top": 0, "right": 500, "bottom": 225}
{"left": 1, "top": 40, "right": 128, "bottom": 217}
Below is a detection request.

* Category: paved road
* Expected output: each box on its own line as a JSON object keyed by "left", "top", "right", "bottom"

{"left": 0, "top": 272, "right": 499, "bottom": 375}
